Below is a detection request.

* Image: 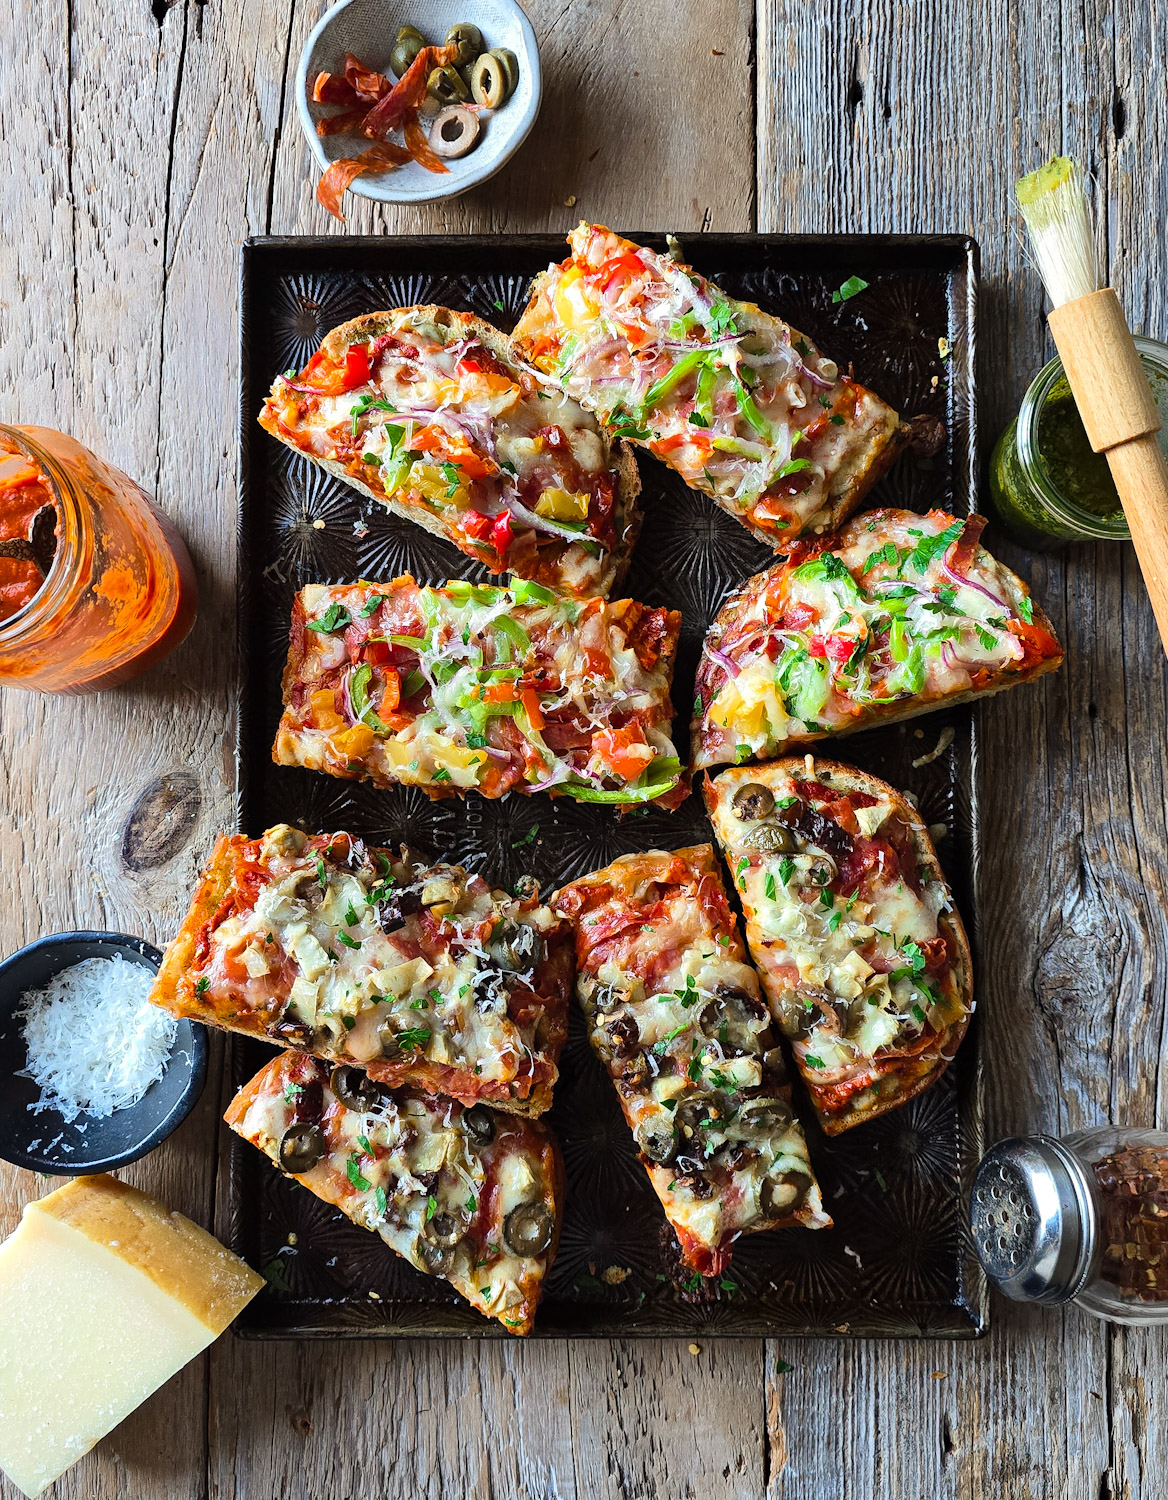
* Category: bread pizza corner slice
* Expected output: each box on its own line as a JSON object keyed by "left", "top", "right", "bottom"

{"left": 693, "top": 508, "right": 1063, "bottom": 769}
{"left": 511, "top": 222, "right": 905, "bottom": 547}
{"left": 553, "top": 845, "right": 830, "bottom": 1278}
{"left": 150, "top": 824, "right": 573, "bottom": 1116}
{"left": 705, "top": 759, "right": 972, "bottom": 1135}
{"left": 258, "top": 306, "right": 640, "bottom": 600}
{"left": 225, "top": 1050, "right": 562, "bottom": 1335}
{"left": 275, "top": 576, "right": 687, "bottom": 809}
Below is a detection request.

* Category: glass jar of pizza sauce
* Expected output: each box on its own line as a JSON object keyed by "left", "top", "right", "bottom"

{"left": 970, "top": 1130, "right": 1168, "bottom": 1324}
{"left": 0, "top": 425, "right": 197, "bottom": 693}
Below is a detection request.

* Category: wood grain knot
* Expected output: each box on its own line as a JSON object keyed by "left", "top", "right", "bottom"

{"left": 121, "top": 772, "right": 201, "bottom": 871}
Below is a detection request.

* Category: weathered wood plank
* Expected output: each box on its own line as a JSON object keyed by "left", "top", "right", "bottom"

{"left": 758, "top": 1, "right": 1167, "bottom": 1497}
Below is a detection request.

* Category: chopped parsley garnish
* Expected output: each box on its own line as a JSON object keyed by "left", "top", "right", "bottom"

{"left": 465, "top": 1195, "right": 477, "bottom": 1214}
{"left": 911, "top": 1002, "right": 927, "bottom": 1024}
{"left": 775, "top": 1358, "right": 795, "bottom": 1374}
{"left": 410, "top": 995, "right": 427, "bottom": 1010}
{"left": 393, "top": 1027, "right": 431, "bottom": 1052}
{"left": 425, "top": 1194, "right": 438, "bottom": 1221}
{"left": 306, "top": 603, "right": 352, "bottom": 634}
{"left": 512, "top": 824, "right": 540, "bottom": 848}
{"left": 874, "top": 1169, "right": 887, "bottom": 1192}
{"left": 340, "top": 1014, "right": 356, "bottom": 1029}
{"left": 282, "top": 1082, "right": 303, "bottom": 1104}
{"left": 674, "top": 974, "right": 700, "bottom": 1008}
{"left": 357, "top": 1134, "right": 373, "bottom": 1154}
{"left": 975, "top": 624, "right": 998, "bottom": 652}
{"left": 493, "top": 299, "right": 505, "bottom": 311}
{"left": 764, "top": 872, "right": 777, "bottom": 900}
{"left": 719, "top": 1278, "right": 738, "bottom": 1294}
{"left": 828, "top": 911, "right": 843, "bottom": 931}
{"left": 653, "top": 1025, "right": 689, "bottom": 1056}
{"left": 346, "top": 1159, "right": 371, "bottom": 1192}
{"left": 1018, "top": 594, "right": 1034, "bottom": 624}
{"left": 804, "top": 1054, "right": 826, "bottom": 1069}
{"left": 360, "top": 594, "right": 388, "bottom": 618}
{"left": 735, "top": 855, "right": 750, "bottom": 890}
{"left": 337, "top": 931, "right": 361, "bottom": 950}
{"left": 687, "top": 1052, "right": 703, "bottom": 1081}
{"left": 778, "top": 856, "right": 796, "bottom": 886}
{"left": 374, "top": 1185, "right": 388, "bottom": 1217}
{"left": 904, "top": 519, "right": 964, "bottom": 575}
{"left": 862, "top": 542, "right": 903, "bottom": 573}
{"left": 195, "top": 976, "right": 210, "bottom": 995}
{"left": 315, "top": 857, "right": 328, "bottom": 890}
{"left": 344, "top": 902, "right": 360, "bottom": 927}
{"left": 431, "top": 768, "right": 452, "bottom": 783}
{"left": 831, "top": 274, "right": 870, "bottom": 303}
{"left": 830, "top": 413, "right": 845, "bottom": 425}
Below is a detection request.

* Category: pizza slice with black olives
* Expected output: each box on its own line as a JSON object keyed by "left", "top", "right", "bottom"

{"left": 225, "top": 1050, "right": 563, "bottom": 1335}
{"left": 553, "top": 846, "right": 830, "bottom": 1277}
{"left": 151, "top": 824, "right": 573, "bottom": 1116}
{"left": 705, "top": 759, "right": 973, "bottom": 1134}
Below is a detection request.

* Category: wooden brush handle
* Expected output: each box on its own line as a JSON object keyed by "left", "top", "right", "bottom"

{"left": 1048, "top": 288, "right": 1168, "bottom": 655}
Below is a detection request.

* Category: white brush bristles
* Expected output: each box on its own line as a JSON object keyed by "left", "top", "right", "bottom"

{"left": 1015, "top": 156, "right": 1100, "bottom": 309}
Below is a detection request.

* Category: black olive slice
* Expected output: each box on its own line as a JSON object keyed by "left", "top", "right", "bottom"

{"left": 329, "top": 1064, "right": 379, "bottom": 1111}
{"left": 760, "top": 1169, "right": 812, "bottom": 1218}
{"left": 278, "top": 1122, "right": 324, "bottom": 1174}
{"left": 732, "top": 782, "right": 775, "bottom": 821}
{"left": 503, "top": 1202, "right": 555, "bottom": 1257}
{"left": 462, "top": 1103, "right": 496, "bottom": 1145}
{"left": 634, "top": 1117, "right": 677, "bottom": 1165}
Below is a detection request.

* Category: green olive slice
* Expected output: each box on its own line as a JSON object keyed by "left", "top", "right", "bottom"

{"left": 489, "top": 48, "right": 519, "bottom": 98}
{"left": 470, "top": 52, "right": 507, "bottom": 109}
{"left": 279, "top": 1122, "right": 324, "bottom": 1174}
{"left": 427, "top": 64, "right": 469, "bottom": 103}
{"left": 430, "top": 105, "right": 481, "bottom": 159}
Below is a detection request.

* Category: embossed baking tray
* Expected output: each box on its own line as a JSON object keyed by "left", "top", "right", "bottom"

{"left": 229, "top": 234, "right": 986, "bottom": 1338}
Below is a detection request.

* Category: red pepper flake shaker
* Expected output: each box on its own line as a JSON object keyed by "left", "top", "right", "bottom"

{"left": 971, "top": 1129, "right": 1168, "bottom": 1324}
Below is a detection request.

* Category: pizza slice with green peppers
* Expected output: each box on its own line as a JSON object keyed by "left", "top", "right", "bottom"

{"left": 554, "top": 845, "right": 829, "bottom": 1278}
{"left": 225, "top": 1050, "right": 563, "bottom": 1334}
{"left": 692, "top": 508, "right": 1063, "bottom": 769}
{"left": 275, "top": 576, "right": 687, "bottom": 808}
{"left": 258, "top": 306, "right": 641, "bottom": 600}
{"left": 705, "top": 759, "right": 973, "bottom": 1134}
{"left": 511, "top": 222, "right": 905, "bottom": 546}
{"left": 150, "top": 824, "right": 573, "bottom": 1116}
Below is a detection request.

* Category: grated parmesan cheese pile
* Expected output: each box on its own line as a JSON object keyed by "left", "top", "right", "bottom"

{"left": 17, "top": 956, "right": 177, "bottom": 1124}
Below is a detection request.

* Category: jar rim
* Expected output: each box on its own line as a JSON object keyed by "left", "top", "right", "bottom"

{"left": 1016, "top": 336, "right": 1168, "bottom": 540}
{"left": 0, "top": 424, "right": 86, "bottom": 642}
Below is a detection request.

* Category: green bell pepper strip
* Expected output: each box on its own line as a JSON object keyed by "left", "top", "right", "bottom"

{"left": 712, "top": 434, "right": 769, "bottom": 461}
{"left": 510, "top": 579, "right": 558, "bottom": 606}
{"left": 349, "top": 665, "right": 392, "bottom": 736}
{"left": 732, "top": 375, "right": 773, "bottom": 441}
{"left": 444, "top": 581, "right": 506, "bottom": 607}
{"left": 566, "top": 757, "right": 683, "bottom": 804}
{"left": 694, "top": 360, "right": 717, "bottom": 424}
{"left": 388, "top": 633, "right": 428, "bottom": 652}
{"left": 642, "top": 349, "right": 714, "bottom": 411}
{"left": 493, "top": 615, "right": 531, "bottom": 656}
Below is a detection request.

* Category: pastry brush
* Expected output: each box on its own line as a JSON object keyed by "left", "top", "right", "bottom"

{"left": 1016, "top": 155, "right": 1168, "bottom": 656}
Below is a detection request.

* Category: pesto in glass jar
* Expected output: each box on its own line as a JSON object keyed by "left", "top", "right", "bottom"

{"left": 989, "top": 336, "right": 1168, "bottom": 547}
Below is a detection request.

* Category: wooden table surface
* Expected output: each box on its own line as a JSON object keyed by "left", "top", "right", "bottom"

{"left": 3, "top": 0, "right": 1166, "bottom": 1495}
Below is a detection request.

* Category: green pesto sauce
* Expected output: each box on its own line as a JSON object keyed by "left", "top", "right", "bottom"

{"left": 1035, "top": 380, "right": 1123, "bottom": 520}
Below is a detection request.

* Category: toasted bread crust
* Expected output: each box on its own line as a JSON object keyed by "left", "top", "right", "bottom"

{"left": 704, "top": 757, "right": 972, "bottom": 1134}
{"left": 258, "top": 306, "right": 641, "bottom": 599}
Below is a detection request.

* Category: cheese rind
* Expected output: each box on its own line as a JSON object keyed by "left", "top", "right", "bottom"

{"left": 0, "top": 1175, "right": 262, "bottom": 1498}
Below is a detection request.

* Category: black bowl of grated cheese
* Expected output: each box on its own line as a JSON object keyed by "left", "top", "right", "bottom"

{"left": 0, "top": 931, "right": 207, "bottom": 1174}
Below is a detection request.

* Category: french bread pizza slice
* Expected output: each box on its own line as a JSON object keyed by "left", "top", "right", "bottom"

{"left": 705, "top": 759, "right": 972, "bottom": 1134}
{"left": 511, "top": 222, "right": 905, "bottom": 547}
{"left": 275, "top": 576, "right": 687, "bottom": 809}
{"left": 259, "top": 305, "right": 641, "bottom": 599}
{"left": 150, "top": 824, "right": 573, "bottom": 1116}
{"left": 554, "top": 846, "right": 829, "bottom": 1278}
{"left": 225, "top": 1050, "right": 562, "bottom": 1334}
{"left": 693, "top": 508, "right": 1063, "bottom": 768}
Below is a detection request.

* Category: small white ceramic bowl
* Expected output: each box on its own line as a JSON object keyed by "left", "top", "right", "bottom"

{"left": 296, "top": 0, "right": 541, "bottom": 207}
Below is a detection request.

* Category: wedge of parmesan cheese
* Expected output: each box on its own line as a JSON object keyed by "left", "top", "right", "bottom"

{"left": 0, "top": 1174, "right": 263, "bottom": 1498}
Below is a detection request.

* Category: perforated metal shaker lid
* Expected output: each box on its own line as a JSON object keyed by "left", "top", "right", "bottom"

{"left": 970, "top": 1136, "right": 1100, "bottom": 1304}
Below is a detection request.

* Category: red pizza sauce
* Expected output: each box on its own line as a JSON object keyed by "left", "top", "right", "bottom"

{"left": 0, "top": 435, "right": 56, "bottom": 622}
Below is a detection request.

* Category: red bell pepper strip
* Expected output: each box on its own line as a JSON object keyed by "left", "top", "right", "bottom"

{"left": 490, "top": 511, "right": 513, "bottom": 555}
{"left": 339, "top": 342, "right": 373, "bottom": 391}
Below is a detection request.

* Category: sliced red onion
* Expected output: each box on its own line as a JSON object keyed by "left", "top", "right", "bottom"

{"left": 706, "top": 646, "right": 741, "bottom": 679}
{"left": 939, "top": 559, "right": 1008, "bottom": 609}
{"left": 799, "top": 362, "right": 833, "bottom": 391}
{"left": 504, "top": 496, "right": 606, "bottom": 549}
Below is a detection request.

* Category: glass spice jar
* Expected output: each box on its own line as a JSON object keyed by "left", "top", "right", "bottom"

{"left": 988, "top": 336, "right": 1168, "bottom": 548}
{"left": 970, "top": 1129, "right": 1168, "bottom": 1325}
{"left": 0, "top": 425, "right": 197, "bottom": 693}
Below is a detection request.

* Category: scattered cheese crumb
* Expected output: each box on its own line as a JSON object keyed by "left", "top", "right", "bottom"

{"left": 564, "top": 195, "right": 577, "bottom": 207}
{"left": 931, "top": 1370, "right": 947, "bottom": 1380}
{"left": 368, "top": 1290, "right": 381, "bottom": 1300}
{"left": 17, "top": 956, "right": 176, "bottom": 1124}
{"left": 311, "top": 518, "right": 325, "bottom": 530}
{"left": 688, "top": 1343, "right": 701, "bottom": 1356}
{"left": 602, "top": 1265, "right": 631, "bottom": 1285}
{"left": 938, "top": 336, "right": 951, "bottom": 359}
{"left": 912, "top": 726, "right": 955, "bottom": 768}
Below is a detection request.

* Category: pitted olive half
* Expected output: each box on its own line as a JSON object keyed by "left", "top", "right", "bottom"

{"left": 419, "top": 1238, "right": 456, "bottom": 1274}
{"left": 445, "top": 21, "right": 483, "bottom": 65}
{"left": 741, "top": 822, "right": 797, "bottom": 854}
{"left": 489, "top": 48, "right": 519, "bottom": 97}
{"left": 503, "top": 1201, "right": 555, "bottom": 1257}
{"left": 760, "top": 1169, "right": 812, "bottom": 1218}
{"left": 737, "top": 1097, "right": 794, "bottom": 1135}
{"left": 461, "top": 1102, "right": 496, "bottom": 1146}
{"left": 634, "top": 1116, "right": 677, "bottom": 1165}
{"left": 488, "top": 921, "right": 544, "bottom": 973}
{"left": 732, "top": 782, "right": 775, "bottom": 821}
{"left": 390, "top": 25, "right": 425, "bottom": 78}
{"left": 279, "top": 1122, "right": 324, "bottom": 1173}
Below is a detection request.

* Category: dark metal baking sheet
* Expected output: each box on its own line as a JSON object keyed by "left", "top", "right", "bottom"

{"left": 230, "top": 233, "right": 986, "bottom": 1338}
